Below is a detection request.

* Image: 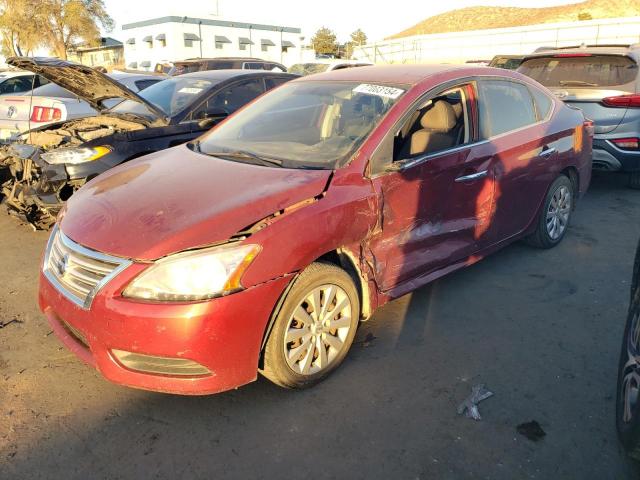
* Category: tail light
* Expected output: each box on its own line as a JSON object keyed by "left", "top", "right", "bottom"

{"left": 611, "top": 137, "right": 640, "bottom": 150}
{"left": 602, "top": 94, "right": 640, "bottom": 108}
{"left": 30, "top": 106, "right": 62, "bottom": 123}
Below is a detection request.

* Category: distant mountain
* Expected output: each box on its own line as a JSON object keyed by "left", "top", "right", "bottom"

{"left": 388, "top": 0, "right": 640, "bottom": 39}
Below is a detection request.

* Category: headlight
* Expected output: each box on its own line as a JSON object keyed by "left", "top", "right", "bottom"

{"left": 40, "top": 146, "right": 111, "bottom": 165}
{"left": 122, "top": 243, "right": 260, "bottom": 302}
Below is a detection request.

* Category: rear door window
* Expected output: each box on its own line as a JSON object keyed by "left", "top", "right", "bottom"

{"left": 478, "top": 80, "right": 536, "bottom": 138}
{"left": 265, "top": 77, "right": 290, "bottom": 90}
{"left": 192, "top": 78, "right": 265, "bottom": 118}
{"left": 135, "top": 79, "right": 161, "bottom": 91}
{"left": 518, "top": 55, "right": 639, "bottom": 88}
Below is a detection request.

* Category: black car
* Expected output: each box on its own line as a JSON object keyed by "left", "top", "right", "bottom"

{"left": 617, "top": 239, "right": 640, "bottom": 458}
{"left": 169, "top": 57, "right": 287, "bottom": 76}
{"left": 0, "top": 57, "right": 296, "bottom": 229}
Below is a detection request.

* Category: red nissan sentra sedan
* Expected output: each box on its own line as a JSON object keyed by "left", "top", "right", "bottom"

{"left": 38, "top": 65, "right": 593, "bottom": 394}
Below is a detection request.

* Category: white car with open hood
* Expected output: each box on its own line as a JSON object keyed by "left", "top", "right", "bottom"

{"left": 0, "top": 70, "right": 164, "bottom": 143}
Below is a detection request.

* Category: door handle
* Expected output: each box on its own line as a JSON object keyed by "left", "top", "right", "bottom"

{"left": 540, "top": 147, "right": 557, "bottom": 158}
{"left": 455, "top": 170, "right": 488, "bottom": 183}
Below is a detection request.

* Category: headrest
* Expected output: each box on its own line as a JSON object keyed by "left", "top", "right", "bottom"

{"left": 420, "top": 100, "right": 457, "bottom": 132}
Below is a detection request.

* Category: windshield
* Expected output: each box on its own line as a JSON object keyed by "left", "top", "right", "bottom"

{"left": 20, "top": 82, "right": 73, "bottom": 98}
{"left": 289, "top": 63, "right": 331, "bottom": 76}
{"left": 197, "top": 81, "right": 406, "bottom": 169}
{"left": 518, "top": 55, "right": 639, "bottom": 88}
{"left": 109, "top": 76, "right": 215, "bottom": 118}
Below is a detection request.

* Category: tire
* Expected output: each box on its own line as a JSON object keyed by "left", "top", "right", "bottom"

{"left": 616, "top": 283, "right": 640, "bottom": 460}
{"left": 629, "top": 172, "right": 640, "bottom": 190}
{"left": 525, "top": 175, "right": 573, "bottom": 249}
{"left": 262, "top": 262, "right": 360, "bottom": 389}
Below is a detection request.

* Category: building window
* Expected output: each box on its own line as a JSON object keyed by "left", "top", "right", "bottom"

{"left": 183, "top": 33, "right": 200, "bottom": 48}
{"left": 215, "top": 36, "right": 231, "bottom": 50}
{"left": 239, "top": 37, "right": 253, "bottom": 52}
{"left": 156, "top": 34, "right": 166, "bottom": 47}
{"left": 261, "top": 39, "right": 275, "bottom": 52}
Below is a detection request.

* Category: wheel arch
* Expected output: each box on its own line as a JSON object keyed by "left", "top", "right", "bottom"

{"left": 560, "top": 165, "right": 579, "bottom": 204}
{"left": 257, "top": 247, "right": 374, "bottom": 370}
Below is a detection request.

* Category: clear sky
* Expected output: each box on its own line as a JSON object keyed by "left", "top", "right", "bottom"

{"left": 103, "top": 0, "right": 580, "bottom": 42}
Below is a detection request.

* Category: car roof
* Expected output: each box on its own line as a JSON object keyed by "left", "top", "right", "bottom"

{"left": 523, "top": 44, "right": 640, "bottom": 61}
{"left": 295, "top": 64, "right": 477, "bottom": 85}
{"left": 177, "top": 69, "right": 294, "bottom": 81}
{"left": 178, "top": 57, "right": 273, "bottom": 63}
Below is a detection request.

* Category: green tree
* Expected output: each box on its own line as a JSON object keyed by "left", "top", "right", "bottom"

{"left": 311, "top": 27, "right": 338, "bottom": 56}
{"left": 0, "top": 0, "right": 42, "bottom": 56}
{"left": 38, "top": 0, "right": 114, "bottom": 59}
{"left": 345, "top": 28, "right": 368, "bottom": 59}
{"left": 578, "top": 11, "right": 593, "bottom": 21}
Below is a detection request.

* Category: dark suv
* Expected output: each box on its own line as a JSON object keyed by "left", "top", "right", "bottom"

{"left": 169, "top": 57, "right": 287, "bottom": 76}
{"left": 519, "top": 44, "right": 640, "bottom": 188}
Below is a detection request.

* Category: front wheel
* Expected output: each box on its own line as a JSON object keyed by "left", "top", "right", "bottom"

{"left": 525, "top": 175, "right": 573, "bottom": 249}
{"left": 617, "top": 285, "right": 640, "bottom": 459}
{"left": 261, "top": 262, "right": 360, "bottom": 389}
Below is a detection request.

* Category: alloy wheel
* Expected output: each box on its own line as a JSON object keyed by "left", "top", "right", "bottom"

{"left": 546, "top": 185, "right": 571, "bottom": 240}
{"left": 283, "top": 284, "right": 352, "bottom": 376}
{"left": 622, "top": 308, "right": 640, "bottom": 423}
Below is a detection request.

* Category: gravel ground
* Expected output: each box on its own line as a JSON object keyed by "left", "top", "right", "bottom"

{"left": 1, "top": 172, "right": 639, "bottom": 479}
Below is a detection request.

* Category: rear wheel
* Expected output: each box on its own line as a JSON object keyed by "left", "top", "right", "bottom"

{"left": 617, "top": 283, "right": 640, "bottom": 459}
{"left": 525, "top": 175, "right": 573, "bottom": 249}
{"left": 262, "top": 262, "right": 360, "bottom": 389}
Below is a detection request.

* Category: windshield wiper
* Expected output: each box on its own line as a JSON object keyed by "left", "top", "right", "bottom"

{"left": 559, "top": 80, "right": 598, "bottom": 87}
{"left": 205, "top": 150, "right": 284, "bottom": 167}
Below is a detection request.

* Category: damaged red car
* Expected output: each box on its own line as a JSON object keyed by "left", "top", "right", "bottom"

{"left": 39, "top": 65, "right": 593, "bottom": 395}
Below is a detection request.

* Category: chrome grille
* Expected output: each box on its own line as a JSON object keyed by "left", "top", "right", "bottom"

{"left": 43, "top": 226, "right": 132, "bottom": 309}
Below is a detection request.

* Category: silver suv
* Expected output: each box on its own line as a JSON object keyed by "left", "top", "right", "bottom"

{"left": 519, "top": 44, "right": 640, "bottom": 188}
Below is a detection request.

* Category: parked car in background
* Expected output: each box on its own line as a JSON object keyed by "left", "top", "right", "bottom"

{"left": 38, "top": 65, "right": 592, "bottom": 395}
{"left": 518, "top": 44, "right": 640, "bottom": 188}
{"left": 464, "top": 59, "right": 491, "bottom": 66}
{"left": 169, "top": 57, "right": 287, "bottom": 76}
{"left": 288, "top": 60, "right": 374, "bottom": 76}
{"left": 0, "top": 57, "right": 296, "bottom": 229}
{"left": 489, "top": 55, "right": 525, "bottom": 70}
{"left": 0, "top": 70, "right": 50, "bottom": 96}
{"left": 617, "top": 238, "right": 640, "bottom": 459}
{"left": 0, "top": 72, "right": 164, "bottom": 143}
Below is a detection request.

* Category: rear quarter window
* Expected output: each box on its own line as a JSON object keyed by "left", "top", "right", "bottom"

{"left": 518, "top": 55, "right": 639, "bottom": 88}
{"left": 529, "top": 86, "right": 553, "bottom": 121}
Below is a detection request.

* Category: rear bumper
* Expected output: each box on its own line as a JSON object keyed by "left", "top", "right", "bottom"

{"left": 593, "top": 138, "right": 640, "bottom": 172}
{"left": 39, "top": 270, "right": 293, "bottom": 395}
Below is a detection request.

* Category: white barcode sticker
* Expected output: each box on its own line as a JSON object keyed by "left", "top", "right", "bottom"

{"left": 353, "top": 84, "right": 404, "bottom": 99}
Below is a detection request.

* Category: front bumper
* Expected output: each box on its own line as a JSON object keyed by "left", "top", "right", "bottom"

{"left": 592, "top": 138, "right": 640, "bottom": 172}
{"left": 39, "top": 269, "right": 293, "bottom": 395}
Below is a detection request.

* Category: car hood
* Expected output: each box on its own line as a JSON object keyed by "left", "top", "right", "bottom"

{"left": 59, "top": 145, "right": 332, "bottom": 260}
{"left": 7, "top": 57, "right": 166, "bottom": 120}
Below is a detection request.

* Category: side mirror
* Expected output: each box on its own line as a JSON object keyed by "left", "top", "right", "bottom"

{"left": 197, "top": 110, "right": 228, "bottom": 129}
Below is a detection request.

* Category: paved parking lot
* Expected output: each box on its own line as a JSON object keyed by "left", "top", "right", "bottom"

{"left": 1, "top": 172, "right": 639, "bottom": 479}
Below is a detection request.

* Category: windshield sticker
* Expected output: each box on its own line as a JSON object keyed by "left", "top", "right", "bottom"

{"left": 353, "top": 84, "right": 404, "bottom": 99}
{"left": 178, "top": 87, "right": 204, "bottom": 94}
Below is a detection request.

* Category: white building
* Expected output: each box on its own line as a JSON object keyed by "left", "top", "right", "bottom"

{"left": 122, "top": 16, "right": 306, "bottom": 70}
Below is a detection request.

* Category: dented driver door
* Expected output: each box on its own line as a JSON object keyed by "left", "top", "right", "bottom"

{"left": 368, "top": 145, "right": 497, "bottom": 294}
